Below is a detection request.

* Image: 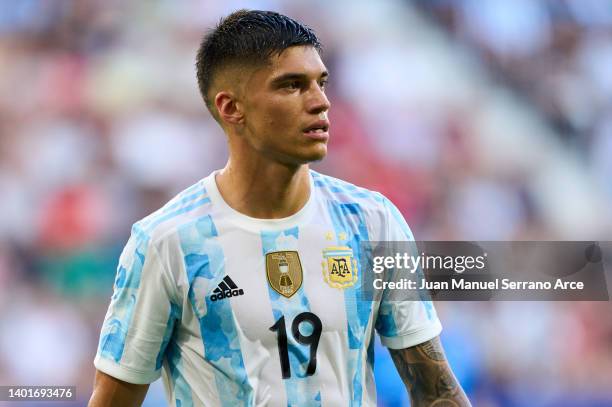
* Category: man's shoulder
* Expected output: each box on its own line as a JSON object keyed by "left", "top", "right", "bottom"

{"left": 130, "top": 177, "right": 214, "bottom": 245}
{"left": 311, "top": 170, "right": 388, "bottom": 211}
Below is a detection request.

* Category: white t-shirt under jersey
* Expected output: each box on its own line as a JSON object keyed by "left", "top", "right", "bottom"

{"left": 94, "top": 169, "right": 441, "bottom": 406}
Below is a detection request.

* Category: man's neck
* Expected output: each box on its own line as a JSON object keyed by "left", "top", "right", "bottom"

{"left": 215, "top": 158, "right": 311, "bottom": 219}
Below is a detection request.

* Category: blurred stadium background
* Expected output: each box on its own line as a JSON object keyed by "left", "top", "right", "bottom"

{"left": 1, "top": 0, "right": 612, "bottom": 406}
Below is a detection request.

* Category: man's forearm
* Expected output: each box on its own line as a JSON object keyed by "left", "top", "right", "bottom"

{"left": 88, "top": 370, "right": 149, "bottom": 407}
{"left": 389, "top": 337, "right": 471, "bottom": 407}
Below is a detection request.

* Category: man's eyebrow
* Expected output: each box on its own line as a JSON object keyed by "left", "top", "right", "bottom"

{"left": 270, "top": 71, "right": 329, "bottom": 85}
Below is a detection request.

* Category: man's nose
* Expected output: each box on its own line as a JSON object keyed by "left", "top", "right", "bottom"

{"left": 307, "top": 84, "right": 331, "bottom": 114}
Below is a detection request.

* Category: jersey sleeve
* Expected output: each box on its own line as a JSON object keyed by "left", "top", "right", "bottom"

{"left": 94, "top": 225, "right": 182, "bottom": 384}
{"left": 375, "top": 198, "right": 442, "bottom": 349}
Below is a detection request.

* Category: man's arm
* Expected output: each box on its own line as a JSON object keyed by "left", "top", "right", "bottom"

{"left": 389, "top": 336, "right": 471, "bottom": 407}
{"left": 88, "top": 370, "right": 150, "bottom": 407}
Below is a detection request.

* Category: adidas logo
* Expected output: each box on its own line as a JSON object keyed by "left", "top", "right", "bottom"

{"left": 210, "top": 276, "right": 244, "bottom": 302}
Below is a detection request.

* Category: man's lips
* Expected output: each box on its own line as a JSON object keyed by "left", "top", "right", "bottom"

{"left": 303, "top": 120, "right": 330, "bottom": 140}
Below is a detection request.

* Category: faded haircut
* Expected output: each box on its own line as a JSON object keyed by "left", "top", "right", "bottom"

{"left": 196, "top": 9, "right": 321, "bottom": 117}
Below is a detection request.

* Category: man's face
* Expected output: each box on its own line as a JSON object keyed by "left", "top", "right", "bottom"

{"left": 239, "top": 45, "right": 330, "bottom": 165}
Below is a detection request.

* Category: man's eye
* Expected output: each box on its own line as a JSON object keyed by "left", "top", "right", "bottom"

{"left": 286, "top": 81, "right": 300, "bottom": 90}
{"left": 319, "top": 80, "right": 328, "bottom": 90}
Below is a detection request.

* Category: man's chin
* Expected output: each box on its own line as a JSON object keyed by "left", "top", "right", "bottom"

{"left": 298, "top": 145, "right": 328, "bottom": 164}
{"left": 270, "top": 145, "right": 328, "bottom": 166}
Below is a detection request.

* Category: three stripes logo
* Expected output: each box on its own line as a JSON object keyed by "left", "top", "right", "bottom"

{"left": 210, "top": 276, "right": 244, "bottom": 302}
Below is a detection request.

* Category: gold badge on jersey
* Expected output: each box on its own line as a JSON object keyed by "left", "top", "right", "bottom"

{"left": 321, "top": 246, "right": 358, "bottom": 288}
{"left": 265, "top": 251, "right": 303, "bottom": 298}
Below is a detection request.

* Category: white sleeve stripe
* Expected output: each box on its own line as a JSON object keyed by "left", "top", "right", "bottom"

{"left": 94, "top": 354, "right": 161, "bottom": 384}
{"left": 379, "top": 319, "right": 442, "bottom": 349}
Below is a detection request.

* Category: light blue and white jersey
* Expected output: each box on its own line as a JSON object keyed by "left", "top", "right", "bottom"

{"left": 94, "top": 170, "right": 441, "bottom": 407}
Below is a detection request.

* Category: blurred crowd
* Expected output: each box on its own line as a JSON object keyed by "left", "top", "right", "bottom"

{"left": 0, "top": 0, "right": 611, "bottom": 406}
{"left": 418, "top": 0, "right": 612, "bottom": 203}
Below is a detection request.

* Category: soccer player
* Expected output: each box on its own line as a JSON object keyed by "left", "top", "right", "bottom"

{"left": 88, "top": 10, "right": 470, "bottom": 407}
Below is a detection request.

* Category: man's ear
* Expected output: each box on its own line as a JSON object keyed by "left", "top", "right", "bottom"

{"left": 214, "top": 91, "right": 244, "bottom": 125}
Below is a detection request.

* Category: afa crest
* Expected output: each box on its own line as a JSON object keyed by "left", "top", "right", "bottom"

{"left": 322, "top": 246, "right": 358, "bottom": 288}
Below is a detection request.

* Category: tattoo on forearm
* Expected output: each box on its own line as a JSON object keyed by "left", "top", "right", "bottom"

{"left": 430, "top": 400, "right": 461, "bottom": 407}
{"left": 389, "top": 337, "right": 471, "bottom": 407}
{"left": 418, "top": 339, "right": 445, "bottom": 362}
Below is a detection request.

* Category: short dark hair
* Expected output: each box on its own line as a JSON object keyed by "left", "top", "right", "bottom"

{"left": 195, "top": 10, "right": 321, "bottom": 115}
